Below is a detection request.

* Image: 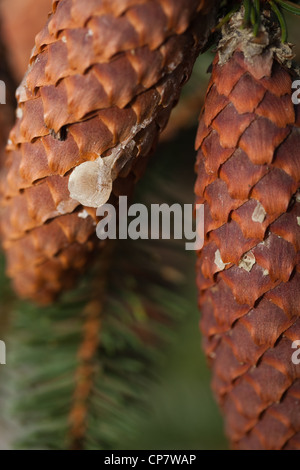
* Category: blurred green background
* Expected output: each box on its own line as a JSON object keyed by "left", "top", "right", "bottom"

{"left": 121, "top": 124, "right": 227, "bottom": 450}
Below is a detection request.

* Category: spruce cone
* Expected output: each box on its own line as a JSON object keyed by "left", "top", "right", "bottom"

{"left": 195, "top": 13, "right": 300, "bottom": 449}
{"left": 0, "top": 0, "right": 218, "bottom": 303}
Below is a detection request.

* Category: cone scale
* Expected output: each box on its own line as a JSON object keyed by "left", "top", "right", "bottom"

{"left": 195, "top": 12, "right": 300, "bottom": 449}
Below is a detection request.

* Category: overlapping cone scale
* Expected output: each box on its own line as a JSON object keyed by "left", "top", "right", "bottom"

{"left": 0, "top": 0, "right": 218, "bottom": 303}
{"left": 195, "top": 48, "right": 300, "bottom": 449}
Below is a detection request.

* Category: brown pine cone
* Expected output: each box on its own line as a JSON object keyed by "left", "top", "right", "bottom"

{"left": 195, "top": 11, "right": 300, "bottom": 449}
{"left": 0, "top": 0, "right": 218, "bottom": 303}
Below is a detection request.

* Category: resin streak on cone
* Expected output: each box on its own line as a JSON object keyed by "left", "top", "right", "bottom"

{"left": 0, "top": 0, "right": 218, "bottom": 303}
{"left": 195, "top": 39, "right": 300, "bottom": 448}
